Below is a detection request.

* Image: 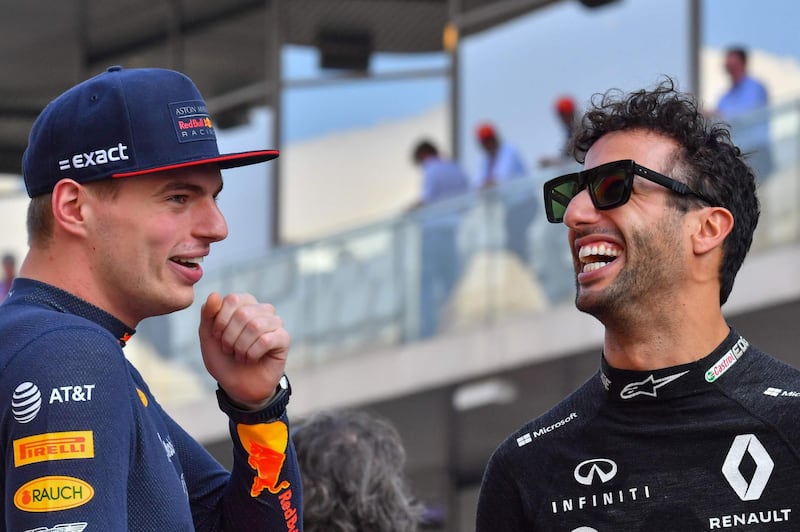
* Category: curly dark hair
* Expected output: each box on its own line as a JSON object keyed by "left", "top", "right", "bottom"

{"left": 570, "top": 78, "right": 760, "bottom": 305}
{"left": 292, "top": 409, "right": 423, "bottom": 532}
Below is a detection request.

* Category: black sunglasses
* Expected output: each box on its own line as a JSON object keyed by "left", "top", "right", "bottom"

{"left": 543, "top": 159, "right": 715, "bottom": 223}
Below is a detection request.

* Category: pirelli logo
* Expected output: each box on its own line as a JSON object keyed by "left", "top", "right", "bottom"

{"left": 13, "top": 431, "right": 94, "bottom": 467}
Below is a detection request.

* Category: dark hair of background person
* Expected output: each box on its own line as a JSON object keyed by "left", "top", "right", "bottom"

{"left": 570, "top": 77, "right": 760, "bottom": 305}
{"left": 412, "top": 140, "right": 439, "bottom": 164}
{"left": 292, "top": 409, "right": 424, "bottom": 532}
{"left": 726, "top": 46, "right": 748, "bottom": 65}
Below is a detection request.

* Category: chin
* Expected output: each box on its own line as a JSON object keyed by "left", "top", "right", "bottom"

{"left": 155, "top": 291, "right": 195, "bottom": 316}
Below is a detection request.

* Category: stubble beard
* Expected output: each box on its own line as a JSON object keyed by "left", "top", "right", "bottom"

{"left": 574, "top": 219, "right": 684, "bottom": 328}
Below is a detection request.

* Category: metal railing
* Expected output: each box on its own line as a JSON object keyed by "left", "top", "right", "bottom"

{"left": 135, "top": 102, "right": 800, "bottom": 393}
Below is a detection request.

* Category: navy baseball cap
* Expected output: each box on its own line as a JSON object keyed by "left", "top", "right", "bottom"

{"left": 22, "top": 65, "right": 279, "bottom": 197}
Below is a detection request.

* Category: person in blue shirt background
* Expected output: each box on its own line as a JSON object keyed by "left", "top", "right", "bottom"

{"left": 474, "top": 123, "right": 536, "bottom": 267}
{"left": 716, "top": 46, "right": 773, "bottom": 181}
{"left": 411, "top": 140, "right": 470, "bottom": 338}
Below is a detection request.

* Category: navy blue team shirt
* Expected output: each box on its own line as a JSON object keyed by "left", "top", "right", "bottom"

{"left": 1, "top": 278, "right": 302, "bottom": 531}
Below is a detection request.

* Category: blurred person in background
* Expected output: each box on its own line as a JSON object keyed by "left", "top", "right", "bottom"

{"left": 410, "top": 140, "right": 470, "bottom": 339}
{"left": 478, "top": 78, "right": 800, "bottom": 529}
{"left": 539, "top": 95, "right": 579, "bottom": 169}
{"left": 0, "top": 252, "right": 16, "bottom": 302}
{"left": 474, "top": 123, "right": 535, "bottom": 266}
{"left": 474, "top": 122, "right": 527, "bottom": 190}
{"left": 716, "top": 46, "right": 773, "bottom": 181}
{"left": 293, "top": 409, "right": 424, "bottom": 532}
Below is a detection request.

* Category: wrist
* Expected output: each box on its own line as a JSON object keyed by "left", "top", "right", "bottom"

{"left": 216, "top": 375, "right": 291, "bottom": 423}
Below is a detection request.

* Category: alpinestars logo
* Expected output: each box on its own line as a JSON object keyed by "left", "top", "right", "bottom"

{"left": 619, "top": 371, "right": 689, "bottom": 399}
{"left": 721, "top": 434, "right": 774, "bottom": 501}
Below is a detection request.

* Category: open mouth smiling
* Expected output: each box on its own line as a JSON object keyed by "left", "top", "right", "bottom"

{"left": 578, "top": 243, "right": 621, "bottom": 273}
{"left": 170, "top": 256, "right": 203, "bottom": 269}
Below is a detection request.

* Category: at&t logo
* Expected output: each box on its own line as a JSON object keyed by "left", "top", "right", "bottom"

{"left": 12, "top": 382, "right": 42, "bottom": 423}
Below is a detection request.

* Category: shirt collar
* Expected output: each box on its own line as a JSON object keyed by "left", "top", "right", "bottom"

{"left": 7, "top": 278, "right": 136, "bottom": 347}
{"left": 600, "top": 329, "right": 750, "bottom": 402}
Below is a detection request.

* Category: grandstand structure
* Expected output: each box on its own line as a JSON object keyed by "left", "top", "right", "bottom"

{"left": 2, "top": 1, "right": 798, "bottom": 530}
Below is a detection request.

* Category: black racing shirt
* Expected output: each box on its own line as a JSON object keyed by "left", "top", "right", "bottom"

{"left": 477, "top": 329, "right": 800, "bottom": 531}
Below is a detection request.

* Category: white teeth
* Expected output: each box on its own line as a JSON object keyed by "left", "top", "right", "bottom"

{"left": 578, "top": 244, "right": 620, "bottom": 273}
{"left": 582, "top": 261, "right": 609, "bottom": 273}
{"left": 578, "top": 244, "right": 620, "bottom": 263}
{"left": 173, "top": 257, "right": 203, "bottom": 265}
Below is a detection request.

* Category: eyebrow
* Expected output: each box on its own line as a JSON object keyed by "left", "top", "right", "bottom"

{"left": 155, "top": 180, "right": 224, "bottom": 197}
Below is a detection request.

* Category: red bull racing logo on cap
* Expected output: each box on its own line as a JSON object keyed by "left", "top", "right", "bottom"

{"left": 237, "top": 421, "right": 291, "bottom": 497}
{"left": 170, "top": 100, "right": 216, "bottom": 143}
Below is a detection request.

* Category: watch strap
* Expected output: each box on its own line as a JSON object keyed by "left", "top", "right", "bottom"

{"left": 216, "top": 374, "right": 291, "bottom": 424}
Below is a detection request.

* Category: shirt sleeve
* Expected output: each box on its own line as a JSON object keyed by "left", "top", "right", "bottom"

{"left": 476, "top": 444, "right": 530, "bottom": 532}
{"left": 159, "top": 404, "right": 303, "bottom": 532}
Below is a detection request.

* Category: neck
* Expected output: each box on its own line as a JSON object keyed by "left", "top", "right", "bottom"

{"left": 19, "top": 246, "right": 138, "bottom": 328}
{"left": 599, "top": 295, "right": 730, "bottom": 371}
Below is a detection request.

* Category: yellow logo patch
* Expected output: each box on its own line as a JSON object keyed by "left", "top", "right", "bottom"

{"left": 14, "top": 476, "right": 94, "bottom": 512}
{"left": 13, "top": 431, "right": 94, "bottom": 467}
{"left": 136, "top": 388, "right": 149, "bottom": 407}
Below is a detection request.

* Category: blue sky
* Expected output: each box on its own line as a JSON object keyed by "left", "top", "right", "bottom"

{"left": 280, "top": 0, "right": 800, "bottom": 147}
{"left": 703, "top": 0, "right": 800, "bottom": 58}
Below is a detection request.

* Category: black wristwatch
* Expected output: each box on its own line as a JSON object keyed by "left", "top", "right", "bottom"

{"left": 216, "top": 374, "right": 291, "bottom": 424}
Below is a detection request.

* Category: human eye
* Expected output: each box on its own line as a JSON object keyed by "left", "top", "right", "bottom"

{"left": 167, "top": 194, "right": 189, "bottom": 204}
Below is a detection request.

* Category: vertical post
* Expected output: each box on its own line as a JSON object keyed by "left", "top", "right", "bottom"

{"left": 446, "top": 385, "right": 461, "bottom": 532}
{"left": 445, "top": 6, "right": 462, "bottom": 525}
{"left": 447, "top": 0, "right": 462, "bottom": 161}
{"left": 689, "top": 0, "right": 701, "bottom": 97}
{"left": 269, "top": 0, "right": 285, "bottom": 247}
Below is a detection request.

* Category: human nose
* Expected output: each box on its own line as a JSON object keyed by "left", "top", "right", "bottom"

{"left": 563, "top": 188, "right": 600, "bottom": 229}
{"left": 197, "top": 200, "right": 229, "bottom": 242}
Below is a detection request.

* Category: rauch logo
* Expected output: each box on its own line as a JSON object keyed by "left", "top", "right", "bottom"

{"left": 14, "top": 476, "right": 94, "bottom": 512}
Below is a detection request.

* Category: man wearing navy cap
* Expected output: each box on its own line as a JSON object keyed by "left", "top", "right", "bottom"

{"left": 1, "top": 66, "right": 302, "bottom": 530}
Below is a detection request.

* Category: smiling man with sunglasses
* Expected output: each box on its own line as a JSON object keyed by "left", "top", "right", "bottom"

{"left": 477, "top": 79, "right": 800, "bottom": 530}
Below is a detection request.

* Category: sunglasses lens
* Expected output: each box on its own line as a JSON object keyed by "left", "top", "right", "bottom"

{"left": 590, "top": 167, "right": 629, "bottom": 208}
{"left": 547, "top": 179, "right": 580, "bottom": 222}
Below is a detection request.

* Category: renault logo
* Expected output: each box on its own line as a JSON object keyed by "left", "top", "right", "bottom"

{"left": 574, "top": 458, "right": 617, "bottom": 486}
{"left": 721, "top": 434, "right": 774, "bottom": 501}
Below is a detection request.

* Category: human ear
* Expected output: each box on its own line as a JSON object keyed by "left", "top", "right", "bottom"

{"left": 51, "top": 179, "right": 88, "bottom": 237}
{"left": 691, "top": 206, "right": 734, "bottom": 255}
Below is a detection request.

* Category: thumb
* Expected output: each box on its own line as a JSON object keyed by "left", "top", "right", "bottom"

{"left": 199, "top": 292, "right": 224, "bottom": 339}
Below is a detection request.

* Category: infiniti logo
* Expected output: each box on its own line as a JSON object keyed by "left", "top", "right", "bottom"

{"left": 573, "top": 458, "right": 617, "bottom": 486}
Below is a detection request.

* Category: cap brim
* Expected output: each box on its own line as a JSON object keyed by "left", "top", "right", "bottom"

{"left": 111, "top": 149, "right": 279, "bottom": 178}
